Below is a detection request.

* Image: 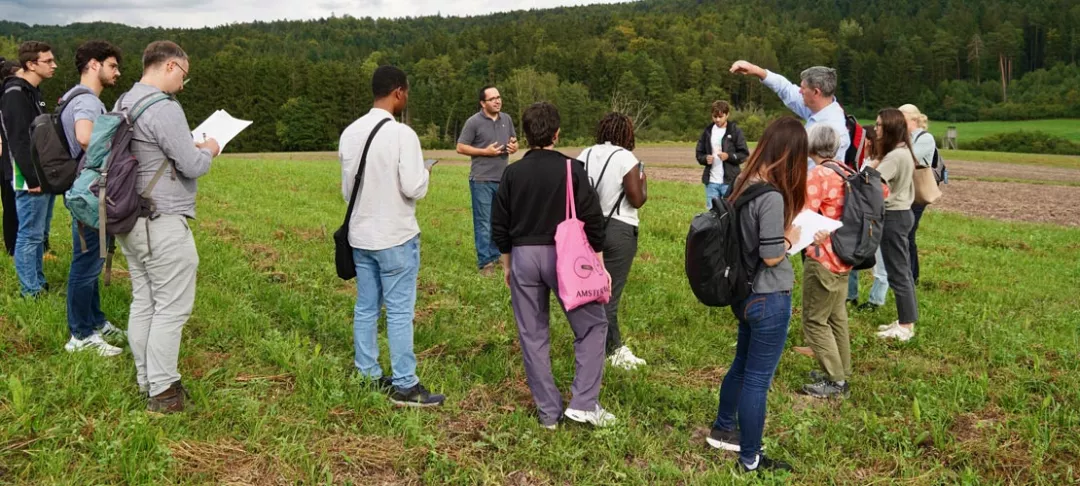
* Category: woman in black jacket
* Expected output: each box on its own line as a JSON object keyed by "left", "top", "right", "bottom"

{"left": 695, "top": 101, "right": 750, "bottom": 208}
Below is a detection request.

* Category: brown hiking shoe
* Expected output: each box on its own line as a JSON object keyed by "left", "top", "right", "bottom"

{"left": 147, "top": 381, "right": 188, "bottom": 414}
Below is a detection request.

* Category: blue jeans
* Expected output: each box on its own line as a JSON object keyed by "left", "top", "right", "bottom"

{"left": 847, "top": 248, "right": 888, "bottom": 306}
{"left": 67, "top": 219, "right": 107, "bottom": 339}
{"left": 704, "top": 183, "right": 730, "bottom": 209}
{"left": 713, "top": 291, "right": 793, "bottom": 464}
{"left": 470, "top": 180, "right": 501, "bottom": 268}
{"left": 352, "top": 235, "right": 421, "bottom": 389}
{"left": 14, "top": 191, "right": 55, "bottom": 296}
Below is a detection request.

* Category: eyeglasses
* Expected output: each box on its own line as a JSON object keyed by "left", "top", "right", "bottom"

{"left": 173, "top": 61, "right": 191, "bottom": 86}
{"left": 33, "top": 58, "right": 57, "bottom": 67}
{"left": 484, "top": 96, "right": 502, "bottom": 102}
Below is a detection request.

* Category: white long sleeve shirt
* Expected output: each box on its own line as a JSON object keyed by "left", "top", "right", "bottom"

{"left": 339, "top": 108, "right": 429, "bottom": 251}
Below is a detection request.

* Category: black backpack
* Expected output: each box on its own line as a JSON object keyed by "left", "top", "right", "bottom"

{"left": 685, "top": 183, "right": 777, "bottom": 307}
{"left": 29, "top": 87, "right": 93, "bottom": 194}
{"left": 821, "top": 161, "right": 885, "bottom": 270}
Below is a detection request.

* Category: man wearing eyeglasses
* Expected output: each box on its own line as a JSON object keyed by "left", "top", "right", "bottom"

{"left": 59, "top": 40, "right": 126, "bottom": 357}
{"left": 456, "top": 86, "right": 518, "bottom": 275}
{"left": 1, "top": 41, "right": 56, "bottom": 297}
{"left": 113, "top": 40, "right": 219, "bottom": 414}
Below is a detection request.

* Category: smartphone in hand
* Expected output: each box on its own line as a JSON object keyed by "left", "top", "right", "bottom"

{"left": 424, "top": 159, "right": 439, "bottom": 170}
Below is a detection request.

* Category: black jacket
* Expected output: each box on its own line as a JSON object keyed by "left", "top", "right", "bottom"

{"left": 491, "top": 148, "right": 605, "bottom": 253}
{"left": 695, "top": 121, "right": 750, "bottom": 186}
{"left": 0, "top": 77, "right": 46, "bottom": 185}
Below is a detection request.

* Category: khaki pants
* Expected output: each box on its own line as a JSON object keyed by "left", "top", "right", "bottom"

{"left": 802, "top": 260, "right": 851, "bottom": 382}
{"left": 118, "top": 215, "right": 199, "bottom": 397}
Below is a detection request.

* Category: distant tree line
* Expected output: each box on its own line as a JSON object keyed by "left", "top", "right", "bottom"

{"left": 2, "top": 0, "right": 1078, "bottom": 152}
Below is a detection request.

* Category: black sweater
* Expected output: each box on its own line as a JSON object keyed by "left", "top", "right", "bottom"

{"left": 694, "top": 121, "right": 750, "bottom": 185}
{"left": 0, "top": 77, "right": 46, "bottom": 185}
{"left": 491, "top": 148, "right": 605, "bottom": 253}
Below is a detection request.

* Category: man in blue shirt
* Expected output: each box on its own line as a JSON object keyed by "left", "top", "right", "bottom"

{"left": 60, "top": 40, "right": 126, "bottom": 357}
{"left": 730, "top": 61, "right": 849, "bottom": 167}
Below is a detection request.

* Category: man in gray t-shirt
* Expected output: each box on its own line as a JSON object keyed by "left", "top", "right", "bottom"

{"left": 59, "top": 40, "right": 126, "bottom": 357}
{"left": 455, "top": 86, "right": 518, "bottom": 272}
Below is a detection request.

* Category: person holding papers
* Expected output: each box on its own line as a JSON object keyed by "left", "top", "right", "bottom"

{"left": 704, "top": 117, "right": 806, "bottom": 474}
{"left": 795, "top": 125, "right": 889, "bottom": 399}
{"left": 114, "top": 41, "right": 220, "bottom": 414}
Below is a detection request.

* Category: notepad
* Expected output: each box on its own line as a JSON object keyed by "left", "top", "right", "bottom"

{"left": 787, "top": 210, "right": 844, "bottom": 255}
{"left": 191, "top": 110, "right": 252, "bottom": 152}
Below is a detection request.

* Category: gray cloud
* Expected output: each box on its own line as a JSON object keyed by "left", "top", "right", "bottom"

{"left": 0, "top": 0, "right": 628, "bottom": 28}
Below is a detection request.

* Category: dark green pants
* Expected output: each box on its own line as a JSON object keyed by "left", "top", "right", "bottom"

{"left": 802, "top": 260, "right": 852, "bottom": 382}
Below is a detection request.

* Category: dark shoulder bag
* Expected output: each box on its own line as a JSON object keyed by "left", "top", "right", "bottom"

{"left": 334, "top": 118, "right": 392, "bottom": 280}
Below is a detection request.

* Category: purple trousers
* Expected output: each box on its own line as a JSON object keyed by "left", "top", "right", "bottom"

{"left": 509, "top": 245, "right": 609, "bottom": 426}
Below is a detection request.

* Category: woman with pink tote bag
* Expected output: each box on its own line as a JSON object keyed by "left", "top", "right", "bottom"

{"left": 491, "top": 102, "right": 616, "bottom": 430}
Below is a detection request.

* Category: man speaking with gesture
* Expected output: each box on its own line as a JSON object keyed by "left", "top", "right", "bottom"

{"left": 456, "top": 86, "right": 518, "bottom": 274}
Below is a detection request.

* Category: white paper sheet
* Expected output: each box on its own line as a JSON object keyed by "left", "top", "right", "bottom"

{"left": 787, "top": 210, "right": 844, "bottom": 255}
{"left": 191, "top": 110, "right": 252, "bottom": 152}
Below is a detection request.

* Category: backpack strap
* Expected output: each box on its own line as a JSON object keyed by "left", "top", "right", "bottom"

{"left": 55, "top": 89, "right": 96, "bottom": 157}
{"left": 731, "top": 182, "right": 781, "bottom": 283}
{"left": 821, "top": 160, "right": 852, "bottom": 179}
{"left": 341, "top": 117, "right": 393, "bottom": 231}
{"left": 587, "top": 147, "right": 626, "bottom": 227}
{"left": 128, "top": 93, "right": 172, "bottom": 124}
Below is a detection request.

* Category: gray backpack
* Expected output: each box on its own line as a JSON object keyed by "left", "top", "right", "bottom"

{"left": 821, "top": 161, "right": 885, "bottom": 270}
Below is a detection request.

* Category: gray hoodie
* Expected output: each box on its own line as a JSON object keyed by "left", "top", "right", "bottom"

{"left": 114, "top": 82, "right": 212, "bottom": 219}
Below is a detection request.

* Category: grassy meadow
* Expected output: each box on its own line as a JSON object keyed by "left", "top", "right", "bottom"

{"left": 1, "top": 159, "right": 1079, "bottom": 484}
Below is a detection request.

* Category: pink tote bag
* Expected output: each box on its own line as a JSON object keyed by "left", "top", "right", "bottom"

{"left": 555, "top": 159, "right": 611, "bottom": 311}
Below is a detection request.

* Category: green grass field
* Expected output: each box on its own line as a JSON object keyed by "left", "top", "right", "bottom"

{"left": 2, "top": 160, "right": 1079, "bottom": 484}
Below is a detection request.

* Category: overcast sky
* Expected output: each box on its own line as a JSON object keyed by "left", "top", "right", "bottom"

{"left": 2, "top": 0, "right": 631, "bottom": 29}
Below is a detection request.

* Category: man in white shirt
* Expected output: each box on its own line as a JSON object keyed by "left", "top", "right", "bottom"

{"left": 729, "top": 61, "right": 849, "bottom": 167}
{"left": 338, "top": 65, "right": 443, "bottom": 407}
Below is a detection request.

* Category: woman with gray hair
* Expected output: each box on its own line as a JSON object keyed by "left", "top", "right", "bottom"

{"left": 795, "top": 124, "right": 888, "bottom": 398}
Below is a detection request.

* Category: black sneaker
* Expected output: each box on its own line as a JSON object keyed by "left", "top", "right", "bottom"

{"left": 706, "top": 427, "right": 740, "bottom": 452}
{"left": 802, "top": 380, "right": 850, "bottom": 399}
{"left": 389, "top": 383, "right": 445, "bottom": 407}
{"left": 846, "top": 298, "right": 858, "bottom": 307}
{"left": 856, "top": 302, "right": 881, "bottom": 312}
{"left": 740, "top": 454, "right": 793, "bottom": 473}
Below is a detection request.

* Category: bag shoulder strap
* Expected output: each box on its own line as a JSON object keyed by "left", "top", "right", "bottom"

{"left": 341, "top": 118, "right": 393, "bottom": 229}
{"left": 128, "top": 93, "right": 172, "bottom": 124}
{"left": 591, "top": 147, "right": 626, "bottom": 226}
{"left": 58, "top": 88, "right": 95, "bottom": 113}
{"left": 592, "top": 147, "right": 624, "bottom": 191}
{"left": 565, "top": 159, "right": 577, "bottom": 220}
{"left": 733, "top": 182, "right": 778, "bottom": 210}
{"left": 821, "top": 160, "right": 852, "bottom": 179}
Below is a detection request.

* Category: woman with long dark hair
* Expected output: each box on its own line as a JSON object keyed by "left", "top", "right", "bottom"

{"left": 579, "top": 113, "right": 648, "bottom": 370}
{"left": 871, "top": 108, "right": 920, "bottom": 340}
{"left": 704, "top": 117, "right": 806, "bottom": 473}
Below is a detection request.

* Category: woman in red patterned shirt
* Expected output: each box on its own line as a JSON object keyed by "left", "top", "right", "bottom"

{"left": 797, "top": 124, "right": 888, "bottom": 399}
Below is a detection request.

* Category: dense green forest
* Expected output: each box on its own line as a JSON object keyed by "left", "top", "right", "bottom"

{"left": 2, "top": 0, "right": 1079, "bottom": 152}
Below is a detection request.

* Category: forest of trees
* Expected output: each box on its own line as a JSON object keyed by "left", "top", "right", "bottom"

{"left": 2, "top": 0, "right": 1079, "bottom": 152}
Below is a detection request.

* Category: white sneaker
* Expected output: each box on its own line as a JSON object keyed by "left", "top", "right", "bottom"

{"left": 564, "top": 404, "right": 617, "bottom": 428}
{"left": 876, "top": 324, "right": 915, "bottom": 341}
{"left": 65, "top": 333, "right": 123, "bottom": 357}
{"left": 608, "top": 346, "right": 646, "bottom": 370}
{"left": 97, "top": 321, "right": 127, "bottom": 340}
{"left": 878, "top": 321, "right": 900, "bottom": 332}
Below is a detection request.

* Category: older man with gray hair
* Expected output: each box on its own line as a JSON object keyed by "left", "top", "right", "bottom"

{"left": 730, "top": 61, "right": 849, "bottom": 167}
